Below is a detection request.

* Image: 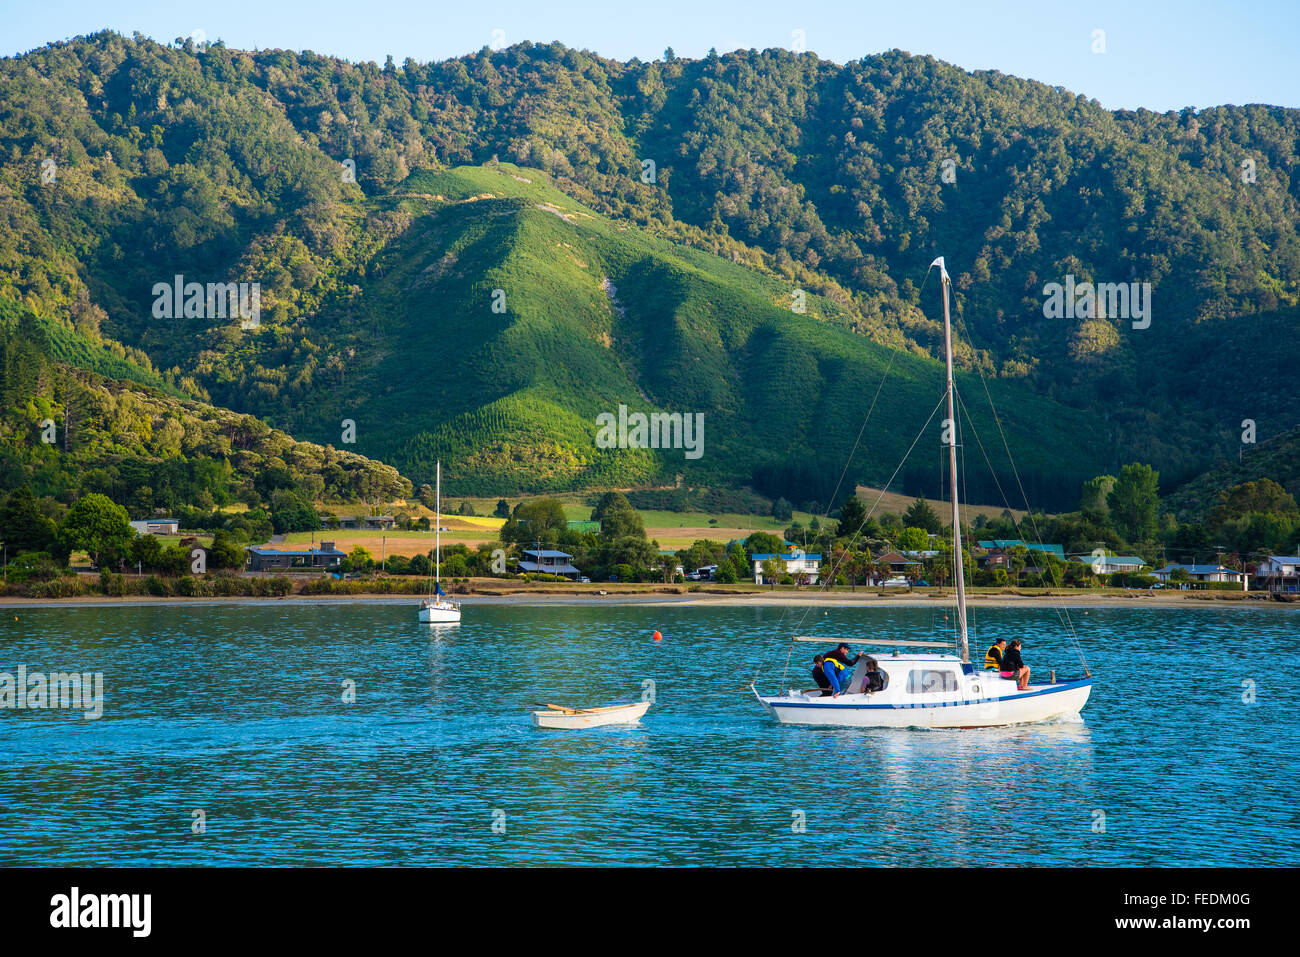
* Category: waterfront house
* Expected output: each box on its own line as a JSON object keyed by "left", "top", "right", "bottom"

{"left": 876, "top": 551, "right": 921, "bottom": 575}
{"left": 752, "top": 551, "right": 822, "bottom": 585}
{"left": 1150, "top": 563, "right": 1245, "bottom": 587}
{"left": 1070, "top": 553, "right": 1150, "bottom": 575}
{"left": 517, "top": 549, "right": 581, "bottom": 579}
{"left": 1257, "top": 555, "right": 1300, "bottom": 594}
{"left": 246, "top": 541, "right": 346, "bottom": 572}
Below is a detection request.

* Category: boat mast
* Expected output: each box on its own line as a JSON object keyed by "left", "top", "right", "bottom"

{"left": 435, "top": 460, "right": 441, "bottom": 595}
{"left": 936, "top": 258, "right": 970, "bottom": 663}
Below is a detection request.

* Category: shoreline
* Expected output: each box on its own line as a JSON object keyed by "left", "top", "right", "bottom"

{"left": 0, "top": 591, "right": 1293, "bottom": 610}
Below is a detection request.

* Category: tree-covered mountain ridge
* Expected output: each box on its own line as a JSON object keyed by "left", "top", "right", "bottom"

{"left": 2, "top": 32, "right": 1297, "bottom": 510}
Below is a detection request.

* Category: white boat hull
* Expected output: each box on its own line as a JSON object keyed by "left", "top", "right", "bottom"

{"left": 531, "top": 701, "right": 651, "bottom": 729}
{"left": 418, "top": 600, "right": 461, "bottom": 624}
{"left": 758, "top": 654, "right": 1091, "bottom": 728}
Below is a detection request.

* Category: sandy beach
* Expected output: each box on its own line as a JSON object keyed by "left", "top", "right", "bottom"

{"left": 0, "top": 589, "right": 1291, "bottom": 610}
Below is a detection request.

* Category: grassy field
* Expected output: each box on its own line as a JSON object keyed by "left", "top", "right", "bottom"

{"left": 284, "top": 489, "right": 1030, "bottom": 557}
{"left": 854, "top": 486, "right": 1035, "bottom": 523}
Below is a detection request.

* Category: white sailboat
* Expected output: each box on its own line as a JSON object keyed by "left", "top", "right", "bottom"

{"left": 755, "top": 257, "right": 1092, "bottom": 728}
{"left": 418, "top": 460, "right": 462, "bottom": 624}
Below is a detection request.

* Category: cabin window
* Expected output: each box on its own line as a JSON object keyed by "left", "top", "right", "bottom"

{"left": 908, "top": 669, "right": 959, "bottom": 693}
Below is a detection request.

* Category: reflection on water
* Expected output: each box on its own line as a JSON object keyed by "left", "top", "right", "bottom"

{"left": 0, "top": 602, "right": 1295, "bottom": 866}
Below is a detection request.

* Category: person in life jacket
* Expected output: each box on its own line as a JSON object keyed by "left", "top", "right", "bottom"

{"left": 818, "top": 648, "right": 856, "bottom": 697}
{"left": 825, "top": 642, "right": 868, "bottom": 693}
{"left": 812, "top": 654, "right": 833, "bottom": 695}
{"left": 984, "top": 637, "right": 1007, "bottom": 671}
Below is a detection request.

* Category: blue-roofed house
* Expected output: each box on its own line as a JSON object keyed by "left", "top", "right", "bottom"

{"left": 752, "top": 551, "right": 822, "bottom": 585}
{"left": 1151, "top": 563, "right": 1245, "bottom": 587}
{"left": 517, "top": 549, "right": 582, "bottom": 579}
{"left": 1257, "top": 555, "right": 1300, "bottom": 593}
{"left": 246, "top": 541, "right": 346, "bottom": 572}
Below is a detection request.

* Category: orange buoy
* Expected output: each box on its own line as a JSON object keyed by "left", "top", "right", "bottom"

{"left": 652, "top": 630, "right": 663, "bottom": 642}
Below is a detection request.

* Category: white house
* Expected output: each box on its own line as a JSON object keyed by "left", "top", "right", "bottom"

{"left": 1257, "top": 555, "right": 1300, "bottom": 594}
{"left": 1151, "top": 563, "right": 1245, "bottom": 587}
{"left": 1071, "top": 553, "right": 1149, "bottom": 575}
{"left": 129, "top": 518, "right": 179, "bottom": 536}
{"left": 752, "top": 552, "right": 822, "bottom": 585}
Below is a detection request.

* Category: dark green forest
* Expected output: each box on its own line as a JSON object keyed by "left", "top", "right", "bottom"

{"left": 1, "top": 32, "right": 1297, "bottom": 514}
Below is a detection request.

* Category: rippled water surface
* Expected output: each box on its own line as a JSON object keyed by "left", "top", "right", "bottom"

{"left": 0, "top": 601, "right": 1296, "bottom": 866}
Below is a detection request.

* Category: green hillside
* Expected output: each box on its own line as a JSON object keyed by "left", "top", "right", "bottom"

{"left": 1164, "top": 425, "right": 1300, "bottom": 522}
{"left": 0, "top": 295, "right": 409, "bottom": 512}
{"left": 264, "top": 163, "right": 1110, "bottom": 505}
{"left": 2, "top": 33, "right": 1297, "bottom": 508}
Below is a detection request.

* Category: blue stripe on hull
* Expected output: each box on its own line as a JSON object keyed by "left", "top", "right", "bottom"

{"left": 764, "top": 677, "right": 1092, "bottom": 710}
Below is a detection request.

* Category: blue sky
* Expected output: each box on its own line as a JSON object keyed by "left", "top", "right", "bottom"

{"left": 4, "top": 0, "right": 1297, "bottom": 111}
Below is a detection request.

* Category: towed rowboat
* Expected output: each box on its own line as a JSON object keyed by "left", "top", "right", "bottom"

{"left": 531, "top": 701, "right": 651, "bottom": 729}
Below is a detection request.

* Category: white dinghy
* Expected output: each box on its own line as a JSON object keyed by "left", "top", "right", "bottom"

{"left": 531, "top": 701, "right": 651, "bottom": 730}
{"left": 755, "top": 257, "right": 1092, "bottom": 729}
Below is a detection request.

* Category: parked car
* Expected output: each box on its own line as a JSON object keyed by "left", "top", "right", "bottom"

{"left": 578, "top": 576, "right": 590, "bottom": 583}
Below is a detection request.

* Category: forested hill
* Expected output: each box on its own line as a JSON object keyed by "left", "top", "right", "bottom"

{"left": 2, "top": 32, "right": 1297, "bottom": 504}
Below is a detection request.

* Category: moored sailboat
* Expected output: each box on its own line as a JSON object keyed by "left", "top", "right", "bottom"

{"left": 754, "top": 257, "right": 1092, "bottom": 728}
{"left": 418, "top": 460, "right": 462, "bottom": 624}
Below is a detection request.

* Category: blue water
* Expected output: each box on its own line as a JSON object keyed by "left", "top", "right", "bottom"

{"left": 0, "top": 600, "right": 1296, "bottom": 866}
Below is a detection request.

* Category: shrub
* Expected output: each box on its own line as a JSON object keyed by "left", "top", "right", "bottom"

{"left": 30, "top": 577, "right": 88, "bottom": 598}
{"left": 99, "top": 571, "right": 128, "bottom": 596}
{"left": 144, "top": 575, "right": 173, "bottom": 596}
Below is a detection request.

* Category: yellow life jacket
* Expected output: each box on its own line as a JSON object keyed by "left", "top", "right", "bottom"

{"left": 984, "top": 645, "right": 1004, "bottom": 670}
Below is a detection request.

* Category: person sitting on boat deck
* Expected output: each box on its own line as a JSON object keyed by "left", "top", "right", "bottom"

{"left": 811, "top": 654, "right": 833, "bottom": 696}
{"left": 1000, "top": 638, "right": 1031, "bottom": 690}
{"left": 984, "top": 637, "right": 1007, "bottom": 671}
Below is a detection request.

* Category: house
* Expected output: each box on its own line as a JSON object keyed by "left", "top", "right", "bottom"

{"left": 362, "top": 515, "right": 396, "bottom": 530}
{"left": 1071, "top": 553, "right": 1149, "bottom": 575}
{"left": 246, "top": 541, "right": 346, "bottom": 572}
{"left": 1257, "top": 555, "right": 1300, "bottom": 594}
{"left": 517, "top": 549, "right": 581, "bottom": 579}
{"left": 752, "top": 552, "right": 822, "bottom": 585}
{"left": 876, "top": 552, "right": 921, "bottom": 575}
{"left": 1150, "top": 564, "right": 1245, "bottom": 587}
{"left": 976, "top": 540, "right": 1066, "bottom": 560}
{"left": 129, "top": 518, "right": 180, "bottom": 536}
